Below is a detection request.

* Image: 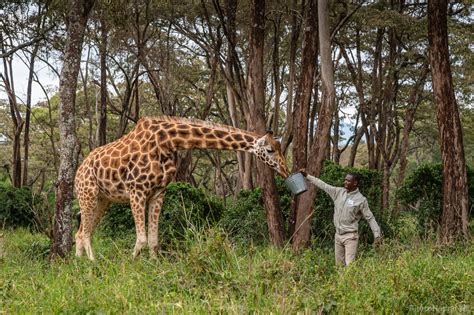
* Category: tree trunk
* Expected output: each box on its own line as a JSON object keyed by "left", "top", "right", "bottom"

{"left": 98, "top": 14, "right": 107, "bottom": 146}
{"left": 51, "top": 0, "right": 94, "bottom": 259}
{"left": 287, "top": 0, "right": 318, "bottom": 238}
{"left": 428, "top": 0, "right": 469, "bottom": 243}
{"left": 221, "top": 0, "right": 246, "bottom": 189}
{"left": 0, "top": 41, "right": 23, "bottom": 187}
{"left": 293, "top": 0, "right": 336, "bottom": 250}
{"left": 80, "top": 46, "right": 95, "bottom": 151}
{"left": 247, "top": 0, "right": 285, "bottom": 247}
{"left": 332, "top": 107, "right": 340, "bottom": 164}
{"left": 22, "top": 29, "right": 41, "bottom": 187}
{"left": 281, "top": 0, "right": 301, "bottom": 154}
{"left": 271, "top": 11, "right": 282, "bottom": 135}
{"left": 347, "top": 126, "right": 364, "bottom": 167}
{"left": 397, "top": 64, "right": 429, "bottom": 187}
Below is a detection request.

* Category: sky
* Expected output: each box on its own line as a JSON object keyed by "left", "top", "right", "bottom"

{"left": 0, "top": 57, "right": 59, "bottom": 105}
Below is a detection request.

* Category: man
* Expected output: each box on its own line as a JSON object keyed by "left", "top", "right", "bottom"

{"left": 300, "top": 170, "right": 382, "bottom": 266}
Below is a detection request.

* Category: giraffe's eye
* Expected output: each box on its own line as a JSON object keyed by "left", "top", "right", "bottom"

{"left": 266, "top": 148, "right": 275, "bottom": 154}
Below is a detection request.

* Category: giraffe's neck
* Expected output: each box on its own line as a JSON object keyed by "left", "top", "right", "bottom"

{"left": 141, "top": 117, "right": 258, "bottom": 153}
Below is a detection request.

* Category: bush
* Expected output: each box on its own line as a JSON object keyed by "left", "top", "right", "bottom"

{"left": 219, "top": 188, "right": 267, "bottom": 245}
{"left": 219, "top": 177, "right": 292, "bottom": 245}
{"left": 99, "top": 182, "right": 224, "bottom": 247}
{"left": 397, "top": 163, "right": 473, "bottom": 236}
{"left": 394, "top": 212, "right": 421, "bottom": 244}
{"left": 0, "top": 186, "right": 40, "bottom": 229}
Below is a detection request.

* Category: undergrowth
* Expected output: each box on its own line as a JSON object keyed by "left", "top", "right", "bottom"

{"left": 0, "top": 228, "right": 472, "bottom": 313}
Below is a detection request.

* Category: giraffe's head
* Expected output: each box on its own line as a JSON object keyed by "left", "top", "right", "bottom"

{"left": 253, "top": 131, "right": 290, "bottom": 178}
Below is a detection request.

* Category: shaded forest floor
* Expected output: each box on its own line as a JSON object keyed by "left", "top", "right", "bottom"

{"left": 0, "top": 229, "right": 472, "bottom": 313}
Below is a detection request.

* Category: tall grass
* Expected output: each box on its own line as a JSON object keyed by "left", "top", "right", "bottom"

{"left": 0, "top": 228, "right": 472, "bottom": 313}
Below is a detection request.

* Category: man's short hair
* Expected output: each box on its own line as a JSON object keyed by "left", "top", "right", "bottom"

{"left": 347, "top": 172, "right": 361, "bottom": 185}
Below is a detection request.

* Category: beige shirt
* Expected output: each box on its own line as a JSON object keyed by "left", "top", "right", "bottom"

{"left": 306, "top": 175, "right": 381, "bottom": 238}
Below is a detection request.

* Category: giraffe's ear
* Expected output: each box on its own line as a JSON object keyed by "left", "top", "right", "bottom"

{"left": 274, "top": 137, "right": 282, "bottom": 143}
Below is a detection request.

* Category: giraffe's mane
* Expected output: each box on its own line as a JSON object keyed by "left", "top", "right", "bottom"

{"left": 144, "top": 116, "right": 259, "bottom": 137}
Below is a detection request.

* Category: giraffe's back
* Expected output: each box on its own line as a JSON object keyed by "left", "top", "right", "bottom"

{"left": 75, "top": 128, "right": 174, "bottom": 204}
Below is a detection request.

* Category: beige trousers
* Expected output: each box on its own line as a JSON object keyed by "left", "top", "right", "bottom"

{"left": 335, "top": 232, "right": 359, "bottom": 266}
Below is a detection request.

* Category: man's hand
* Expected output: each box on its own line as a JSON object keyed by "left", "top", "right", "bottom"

{"left": 298, "top": 169, "right": 308, "bottom": 177}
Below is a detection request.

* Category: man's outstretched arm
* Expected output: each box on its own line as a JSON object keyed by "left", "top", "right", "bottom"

{"left": 300, "top": 170, "right": 339, "bottom": 200}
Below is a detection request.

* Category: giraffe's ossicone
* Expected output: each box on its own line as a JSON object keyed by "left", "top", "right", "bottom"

{"left": 74, "top": 116, "right": 289, "bottom": 260}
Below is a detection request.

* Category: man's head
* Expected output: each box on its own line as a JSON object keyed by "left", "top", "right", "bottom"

{"left": 344, "top": 173, "right": 360, "bottom": 192}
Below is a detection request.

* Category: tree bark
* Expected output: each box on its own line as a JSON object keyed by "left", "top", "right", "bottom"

{"left": 397, "top": 64, "right": 429, "bottom": 187}
{"left": 98, "top": 14, "right": 107, "bottom": 146}
{"left": 287, "top": 0, "right": 318, "bottom": 238}
{"left": 80, "top": 46, "right": 95, "bottom": 151}
{"left": 271, "top": 10, "right": 282, "bottom": 135}
{"left": 293, "top": 0, "right": 336, "bottom": 250}
{"left": 428, "top": 0, "right": 469, "bottom": 243}
{"left": 22, "top": 3, "right": 45, "bottom": 186}
{"left": 247, "top": 0, "right": 285, "bottom": 247}
{"left": 22, "top": 41, "right": 40, "bottom": 187}
{"left": 219, "top": 0, "right": 255, "bottom": 190}
{"left": 281, "top": 0, "right": 302, "bottom": 154}
{"left": 51, "top": 0, "right": 94, "bottom": 259}
{"left": 1, "top": 36, "right": 23, "bottom": 187}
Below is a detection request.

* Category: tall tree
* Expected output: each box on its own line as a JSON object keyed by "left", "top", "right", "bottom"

{"left": 428, "top": 0, "right": 469, "bottom": 243}
{"left": 397, "top": 64, "right": 429, "bottom": 187}
{"left": 98, "top": 8, "right": 107, "bottom": 146}
{"left": 51, "top": 0, "right": 95, "bottom": 258}
{"left": 281, "top": 0, "right": 302, "bottom": 154}
{"left": 213, "top": 0, "right": 255, "bottom": 190}
{"left": 287, "top": 0, "right": 318, "bottom": 238}
{"left": 23, "top": 2, "right": 47, "bottom": 186}
{"left": 293, "top": 0, "right": 336, "bottom": 250}
{"left": 247, "top": 0, "right": 285, "bottom": 246}
{"left": 0, "top": 39, "right": 23, "bottom": 187}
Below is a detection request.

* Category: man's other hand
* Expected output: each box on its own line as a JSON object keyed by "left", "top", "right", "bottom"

{"left": 298, "top": 169, "right": 307, "bottom": 177}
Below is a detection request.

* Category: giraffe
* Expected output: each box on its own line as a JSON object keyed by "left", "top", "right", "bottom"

{"left": 74, "top": 116, "right": 290, "bottom": 260}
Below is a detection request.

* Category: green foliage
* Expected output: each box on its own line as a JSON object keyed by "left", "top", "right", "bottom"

{"left": 394, "top": 212, "right": 422, "bottom": 244}
{"left": 397, "top": 163, "right": 473, "bottom": 236}
{"left": 0, "top": 185, "right": 37, "bottom": 229}
{"left": 99, "top": 182, "right": 224, "bottom": 248}
{"left": 219, "top": 188, "right": 267, "bottom": 245}
{"left": 219, "top": 176, "right": 292, "bottom": 245}
{"left": 0, "top": 229, "right": 472, "bottom": 313}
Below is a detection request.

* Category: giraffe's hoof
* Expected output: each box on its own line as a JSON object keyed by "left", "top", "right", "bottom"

{"left": 149, "top": 247, "right": 159, "bottom": 259}
{"left": 132, "top": 250, "right": 141, "bottom": 259}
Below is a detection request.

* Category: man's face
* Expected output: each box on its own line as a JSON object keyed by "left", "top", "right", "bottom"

{"left": 344, "top": 174, "right": 358, "bottom": 192}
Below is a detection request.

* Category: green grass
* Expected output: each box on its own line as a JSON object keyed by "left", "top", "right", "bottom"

{"left": 0, "top": 229, "right": 472, "bottom": 313}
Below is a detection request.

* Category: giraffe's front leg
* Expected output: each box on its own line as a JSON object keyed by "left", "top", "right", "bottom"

{"left": 130, "top": 190, "right": 147, "bottom": 258}
{"left": 147, "top": 189, "right": 165, "bottom": 259}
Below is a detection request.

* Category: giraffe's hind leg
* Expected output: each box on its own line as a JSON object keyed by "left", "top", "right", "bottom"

{"left": 76, "top": 197, "right": 110, "bottom": 260}
{"left": 91, "top": 197, "right": 111, "bottom": 231}
{"left": 130, "top": 190, "right": 147, "bottom": 258}
{"left": 147, "top": 189, "right": 165, "bottom": 258}
{"left": 75, "top": 193, "right": 98, "bottom": 260}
